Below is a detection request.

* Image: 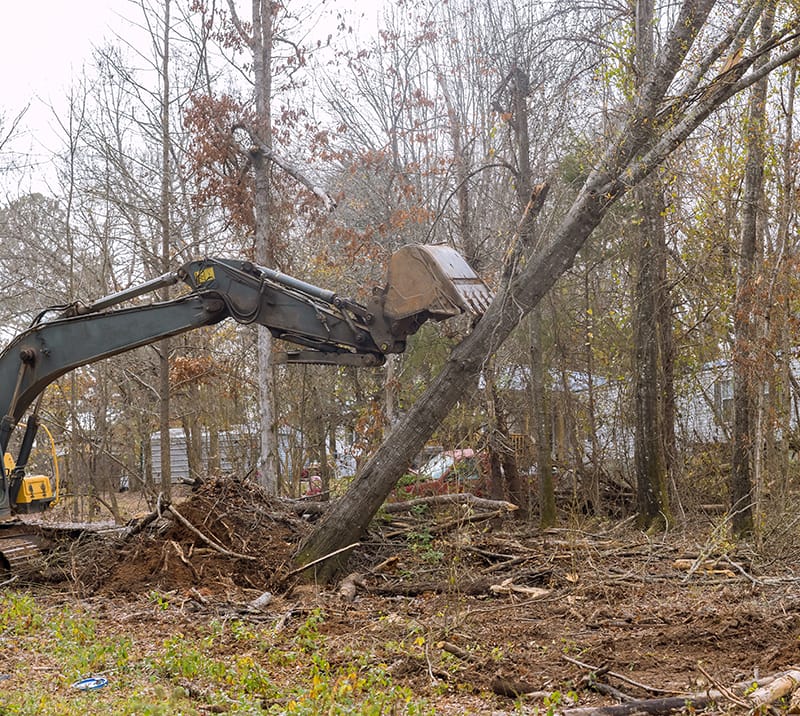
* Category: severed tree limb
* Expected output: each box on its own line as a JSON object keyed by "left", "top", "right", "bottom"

{"left": 429, "top": 508, "right": 514, "bottom": 536}
{"left": 747, "top": 669, "right": 800, "bottom": 710}
{"left": 720, "top": 554, "right": 762, "bottom": 585}
{"left": 122, "top": 492, "right": 171, "bottom": 538}
{"left": 282, "top": 542, "right": 361, "bottom": 581}
{"left": 562, "top": 655, "right": 684, "bottom": 696}
{"left": 289, "top": 493, "right": 518, "bottom": 517}
{"left": 489, "top": 578, "right": 550, "bottom": 599}
{"left": 165, "top": 504, "right": 257, "bottom": 562}
{"left": 588, "top": 682, "right": 636, "bottom": 704}
{"left": 281, "top": 498, "right": 330, "bottom": 515}
{"left": 367, "top": 578, "right": 493, "bottom": 597}
{"left": 696, "top": 664, "right": 750, "bottom": 709}
{"left": 491, "top": 675, "right": 546, "bottom": 698}
{"left": 559, "top": 671, "right": 788, "bottom": 716}
{"left": 438, "top": 641, "right": 476, "bottom": 662}
{"left": 170, "top": 540, "right": 200, "bottom": 580}
{"left": 559, "top": 694, "right": 714, "bottom": 715}
{"left": 382, "top": 493, "right": 518, "bottom": 514}
{"left": 577, "top": 666, "right": 635, "bottom": 703}
{"left": 281, "top": 492, "right": 519, "bottom": 515}
{"left": 380, "top": 508, "right": 512, "bottom": 540}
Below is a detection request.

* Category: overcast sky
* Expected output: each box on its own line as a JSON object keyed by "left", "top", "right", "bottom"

{"left": 1, "top": 0, "right": 384, "bottom": 193}
{"left": 2, "top": 0, "right": 126, "bottom": 115}
{"left": 0, "top": 0, "right": 129, "bottom": 191}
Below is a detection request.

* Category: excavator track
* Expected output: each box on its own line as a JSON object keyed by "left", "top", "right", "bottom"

{"left": 0, "top": 535, "right": 42, "bottom": 571}
{"left": 0, "top": 520, "right": 124, "bottom": 575}
{"left": 0, "top": 524, "right": 46, "bottom": 573}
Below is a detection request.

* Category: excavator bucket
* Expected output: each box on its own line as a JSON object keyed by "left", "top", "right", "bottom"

{"left": 382, "top": 245, "right": 493, "bottom": 322}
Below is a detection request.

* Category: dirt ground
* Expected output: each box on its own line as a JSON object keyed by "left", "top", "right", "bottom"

{"left": 12, "top": 475, "right": 800, "bottom": 714}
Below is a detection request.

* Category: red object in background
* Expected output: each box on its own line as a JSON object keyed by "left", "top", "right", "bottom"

{"left": 404, "top": 449, "right": 489, "bottom": 497}
{"left": 304, "top": 474, "right": 322, "bottom": 496}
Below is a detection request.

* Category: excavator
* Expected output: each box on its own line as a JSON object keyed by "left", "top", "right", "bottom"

{"left": 0, "top": 245, "right": 492, "bottom": 569}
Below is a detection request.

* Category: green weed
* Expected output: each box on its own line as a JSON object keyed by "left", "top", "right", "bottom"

{"left": 0, "top": 592, "right": 433, "bottom": 715}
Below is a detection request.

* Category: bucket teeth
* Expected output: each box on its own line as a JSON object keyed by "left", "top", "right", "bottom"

{"left": 450, "top": 278, "right": 493, "bottom": 316}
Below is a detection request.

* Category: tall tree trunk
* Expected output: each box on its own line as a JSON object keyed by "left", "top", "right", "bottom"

{"left": 60, "top": 89, "right": 83, "bottom": 516}
{"left": 583, "top": 273, "right": 602, "bottom": 516}
{"left": 251, "top": 0, "right": 278, "bottom": 494}
{"left": 632, "top": 0, "right": 672, "bottom": 529}
{"left": 731, "top": 7, "right": 775, "bottom": 537}
{"left": 530, "top": 306, "right": 555, "bottom": 526}
{"left": 158, "top": 0, "right": 172, "bottom": 499}
{"left": 633, "top": 182, "right": 670, "bottom": 527}
{"left": 500, "top": 65, "right": 552, "bottom": 522}
{"left": 772, "top": 63, "right": 796, "bottom": 502}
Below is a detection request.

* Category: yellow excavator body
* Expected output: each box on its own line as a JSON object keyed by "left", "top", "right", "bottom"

{"left": 15, "top": 475, "right": 54, "bottom": 506}
{"left": 3, "top": 452, "right": 54, "bottom": 512}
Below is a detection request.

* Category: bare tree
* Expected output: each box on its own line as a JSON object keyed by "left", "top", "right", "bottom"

{"left": 158, "top": 0, "right": 174, "bottom": 498}
{"left": 731, "top": 4, "right": 777, "bottom": 537}
{"left": 632, "top": 0, "right": 673, "bottom": 529}
{"left": 296, "top": 0, "right": 800, "bottom": 580}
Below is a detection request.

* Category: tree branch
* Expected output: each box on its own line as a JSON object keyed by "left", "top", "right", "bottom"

{"left": 225, "top": 0, "right": 253, "bottom": 49}
{"left": 165, "top": 503, "right": 257, "bottom": 561}
{"left": 233, "top": 126, "right": 336, "bottom": 211}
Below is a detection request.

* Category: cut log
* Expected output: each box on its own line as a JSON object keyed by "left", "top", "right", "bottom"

{"left": 491, "top": 675, "right": 545, "bottom": 698}
{"left": 489, "top": 578, "right": 550, "bottom": 599}
{"left": 437, "top": 641, "right": 476, "bottom": 662}
{"left": 338, "top": 572, "right": 365, "bottom": 602}
{"left": 382, "top": 493, "right": 518, "bottom": 514}
{"left": 559, "top": 672, "right": 785, "bottom": 716}
{"left": 560, "top": 694, "right": 713, "bottom": 715}
{"left": 747, "top": 669, "right": 800, "bottom": 709}
{"left": 368, "top": 576, "right": 494, "bottom": 597}
{"left": 281, "top": 492, "right": 518, "bottom": 516}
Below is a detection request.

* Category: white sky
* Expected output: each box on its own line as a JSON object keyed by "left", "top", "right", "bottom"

{"left": 1, "top": 0, "right": 129, "bottom": 192}
{"left": 0, "top": 0, "right": 385, "bottom": 194}
{"left": 1, "top": 1, "right": 124, "bottom": 112}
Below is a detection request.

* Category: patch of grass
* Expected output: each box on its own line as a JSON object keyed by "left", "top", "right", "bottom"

{"left": 0, "top": 591, "right": 433, "bottom": 715}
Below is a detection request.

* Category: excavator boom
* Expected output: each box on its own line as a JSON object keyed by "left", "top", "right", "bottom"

{"left": 0, "top": 246, "right": 492, "bottom": 522}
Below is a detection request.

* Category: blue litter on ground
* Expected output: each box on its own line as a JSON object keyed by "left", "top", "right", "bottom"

{"left": 71, "top": 676, "right": 108, "bottom": 690}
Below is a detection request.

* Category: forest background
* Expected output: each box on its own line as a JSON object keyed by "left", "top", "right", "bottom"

{"left": 1, "top": 0, "right": 799, "bottom": 556}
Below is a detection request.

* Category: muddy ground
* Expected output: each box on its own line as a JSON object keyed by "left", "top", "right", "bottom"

{"left": 14, "top": 476, "right": 800, "bottom": 714}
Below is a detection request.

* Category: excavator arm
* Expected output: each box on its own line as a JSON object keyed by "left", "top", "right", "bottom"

{"left": 0, "top": 248, "right": 491, "bottom": 518}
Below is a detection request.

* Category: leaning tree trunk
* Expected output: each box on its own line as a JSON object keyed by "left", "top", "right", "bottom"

{"left": 294, "top": 0, "right": 792, "bottom": 580}
{"left": 294, "top": 177, "right": 615, "bottom": 578}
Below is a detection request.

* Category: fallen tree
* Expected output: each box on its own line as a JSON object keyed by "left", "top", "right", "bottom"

{"left": 295, "top": 2, "right": 800, "bottom": 581}
{"left": 283, "top": 493, "right": 517, "bottom": 516}
{"left": 556, "top": 669, "right": 800, "bottom": 715}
